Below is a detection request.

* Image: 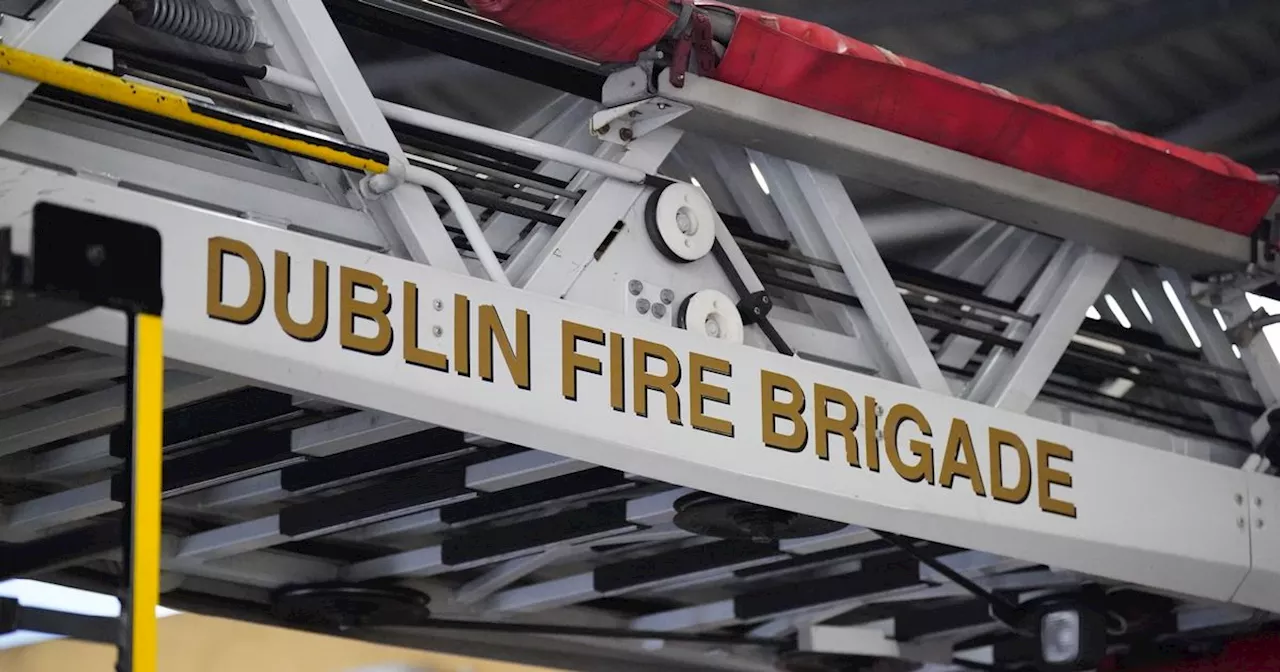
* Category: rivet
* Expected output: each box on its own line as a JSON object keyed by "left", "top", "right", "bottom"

{"left": 653, "top": 303, "right": 667, "bottom": 319}
{"left": 432, "top": 299, "right": 444, "bottom": 311}
{"left": 85, "top": 244, "right": 106, "bottom": 267}
{"left": 1238, "top": 517, "right": 1247, "bottom": 529}
{"left": 1258, "top": 519, "right": 1266, "bottom": 529}
{"left": 1237, "top": 494, "right": 1245, "bottom": 506}
{"left": 636, "top": 298, "right": 651, "bottom": 315}
{"left": 629, "top": 280, "right": 644, "bottom": 296}
{"left": 432, "top": 326, "right": 443, "bottom": 337}
{"left": 660, "top": 289, "right": 675, "bottom": 304}
{"left": 1256, "top": 497, "right": 1264, "bottom": 507}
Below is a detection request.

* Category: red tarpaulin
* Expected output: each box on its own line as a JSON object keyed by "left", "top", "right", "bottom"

{"left": 1099, "top": 634, "right": 1280, "bottom": 672}
{"left": 466, "top": 0, "right": 1278, "bottom": 236}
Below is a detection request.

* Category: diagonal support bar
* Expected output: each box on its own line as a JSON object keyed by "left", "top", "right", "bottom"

{"left": 0, "top": 0, "right": 117, "bottom": 126}
{"left": 787, "top": 162, "right": 950, "bottom": 394}
{"left": 974, "top": 247, "right": 1121, "bottom": 413}
{"left": 266, "top": 0, "right": 467, "bottom": 273}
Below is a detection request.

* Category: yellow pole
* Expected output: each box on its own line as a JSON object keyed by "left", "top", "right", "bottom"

{"left": 120, "top": 313, "right": 164, "bottom": 672}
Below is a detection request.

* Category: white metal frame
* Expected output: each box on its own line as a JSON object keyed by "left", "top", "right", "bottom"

{"left": 3, "top": 2, "right": 1280, "bottom": 668}
{"left": 4, "top": 157, "right": 1275, "bottom": 613}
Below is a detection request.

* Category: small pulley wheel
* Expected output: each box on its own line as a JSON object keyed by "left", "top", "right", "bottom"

{"left": 676, "top": 289, "right": 745, "bottom": 344}
{"left": 645, "top": 182, "right": 717, "bottom": 262}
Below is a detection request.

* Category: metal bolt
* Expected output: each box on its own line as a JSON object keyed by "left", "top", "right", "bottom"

{"left": 432, "top": 299, "right": 444, "bottom": 311}
{"left": 85, "top": 244, "right": 106, "bottom": 267}
{"left": 629, "top": 280, "right": 644, "bottom": 295}
{"left": 1258, "top": 519, "right": 1266, "bottom": 529}
{"left": 676, "top": 208, "right": 695, "bottom": 234}
{"left": 628, "top": 109, "right": 640, "bottom": 118}
{"left": 636, "top": 298, "right": 651, "bottom": 315}
{"left": 1237, "top": 494, "right": 1245, "bottom": 506}
{"left": 652, "top": 303, "right": 667, "bottom": 319}
{"left": 875, "top": 405, "right": 884, "bottom": 417}
{"left": 1256, "top": 496, "right": 1264, "bottom": 507}
{"left": 599, "top": 123, "right": 611, "bottom": 134}
{"left": 432, "top": 326, "right": 443, "bottom": 337}
{"left": 619, "top": 127, "right": 635, "bottom": 142}
{"left": 1239, "top": 516, "right": 1247, "bottom": 529}
{"left": 660, "top": 289, "right": 675, "bottom": 304}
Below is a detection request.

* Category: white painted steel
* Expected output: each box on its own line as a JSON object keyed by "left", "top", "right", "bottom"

{"left": 6, "top": 159, "right": 1273, "bottom": 612}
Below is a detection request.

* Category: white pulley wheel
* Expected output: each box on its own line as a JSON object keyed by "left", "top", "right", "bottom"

{"left": 645, "top": 182, "right": 717, "bottom": 262}
{"left": 677, "top": 289, "right": 745, "bottom": 344}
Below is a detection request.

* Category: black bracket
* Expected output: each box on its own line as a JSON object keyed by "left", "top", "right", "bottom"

{"left": 737, "top": 290, "right": 774, "bottom": 325}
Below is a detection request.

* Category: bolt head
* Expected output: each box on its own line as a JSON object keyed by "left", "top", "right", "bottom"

{"left": 636, "top": 298, "right": 651, "bottom": 315}
{"left": 653, "top": 303, "right": 667, "bottom": 319}
{"left": 1259, "top": 519, "right": 1266, "bottom": 529}
{"left": 629, "top": 280, "right": 644, "bottom": 295}
{"left": 432, "top": 299, "right": 444, "bottom": 311}
{"left": 432, "top": 326, "right": 443, "bottom": 337}
{"left": 660, "top": 289, "right": 675, "bottom": 304}
{"left": 1239, "top": 517, "right": 1247, "bottom": 529}
{"left": 619, "top": 127, "right": 635, "bottom": 141}
{"left": 1237, "top": 494, "right": 1246, "bottom": 505}
{"left": 85, "top": 244, "right": 106, "bottom": 267}
{"left": 1257, "top": 497, "right": 1264, "bottom": 507}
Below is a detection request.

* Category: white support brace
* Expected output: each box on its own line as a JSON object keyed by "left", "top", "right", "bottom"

{"left": 788, "top": 162, "right": 951, "bottom": 394}
{"left": 520, "top": 128, "right": 682, "bottom": 297}
{"left": 0, "top": 0, "right": 117, "bottom": 125}
{"left": 935, "top": 234, "right": 1056, "bottom": 370}
{"left": 7, "top": 151, "right": 1280, "bottom": 623}
{"left": 750, "top": 151, "right": 891, "bottom": 373}
{"left": 266, "top": 0, "right": 467, "bottom": 272}
{"left": 976, "top": 248, "right": 1121, "bottom": 412}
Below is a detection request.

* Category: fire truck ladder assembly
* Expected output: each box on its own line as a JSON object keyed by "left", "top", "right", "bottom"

{"left": 1, "top": 1, "right": 1280, "bottom": 671}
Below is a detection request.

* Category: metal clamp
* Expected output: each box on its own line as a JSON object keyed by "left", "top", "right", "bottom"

{"left": 668, "top": 1, "right": 718, "bottom": 88}
{"left": 590, "top": 98, "right": 691, "bottom": 145}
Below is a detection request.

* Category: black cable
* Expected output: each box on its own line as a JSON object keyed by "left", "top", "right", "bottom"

{"left": 711, "top": 240, "right": 794, "bottom": 356}
{"left": 874, "top": 529, "right": 1025, "bottom": 630}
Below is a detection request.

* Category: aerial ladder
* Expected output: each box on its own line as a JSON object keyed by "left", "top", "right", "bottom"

{"left": 1, "top": 1, "right": 1279, "bottom": 671}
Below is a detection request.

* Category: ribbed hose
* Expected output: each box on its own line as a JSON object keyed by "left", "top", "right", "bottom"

{"left": 128, "top": 0, "right": 257, "bottom": 53}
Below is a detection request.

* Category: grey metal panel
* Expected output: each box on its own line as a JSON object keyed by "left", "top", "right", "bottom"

{"left": 658, "top": 73, "right": 1255, "bottom": 275}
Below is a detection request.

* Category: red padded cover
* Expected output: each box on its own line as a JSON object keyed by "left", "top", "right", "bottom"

{"left": 465, "top": 0, "right": 675, "bottom": 63}
{"left": 466, "top": 0, "right": 1279, "bottom": 234}
{"left": 1098, "top": 634, "right": 1280, "bottom": 671}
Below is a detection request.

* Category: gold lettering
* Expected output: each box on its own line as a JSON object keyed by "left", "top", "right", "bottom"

{"left": 814, "top": 384, "right": 859, "bottom": 466}
{"left": 761, "top": 370, "right": 807, "bottom": 452}
{"left": 562, "top": 321, "right": 605, "bottom": 401}
{"left": 633, "top": 339, "right": 682, "bottom": 425}
{"left": 478, "top": 305, "right": 531, "bottom": 390}
{"left": 609, "top": 332, "right": 625, "bottom": 412}
{"left": 1037, "top": 440, "right": 1077, "bottom": 518}
{"left": 403, "top": 282, "right": 448, "bottom": 372}
{"left": 207, "top": 237, "right": 264, "bottom": 324}
{"left": 690, "top": 352, "right": 733, "bottom": 437}
{"left": 990, "top": 428, "right": 1032, "bottom": 504}
{"left": 273, "top": 251, "right": 328, "bottom": 341}
{"left": 939, "top": 419, "right": 986, "bottom": 496}
{"left": 338, "top": 266, "right": 392, "bottom": 355}
{"left": 885, "top": 404, "right": 934, "bottom": 484}
{"left": 454, "top": 294, "right": 471, "bottom": 377}
{"left": 864, "top": 396, "right": 880, "bottom": 472}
